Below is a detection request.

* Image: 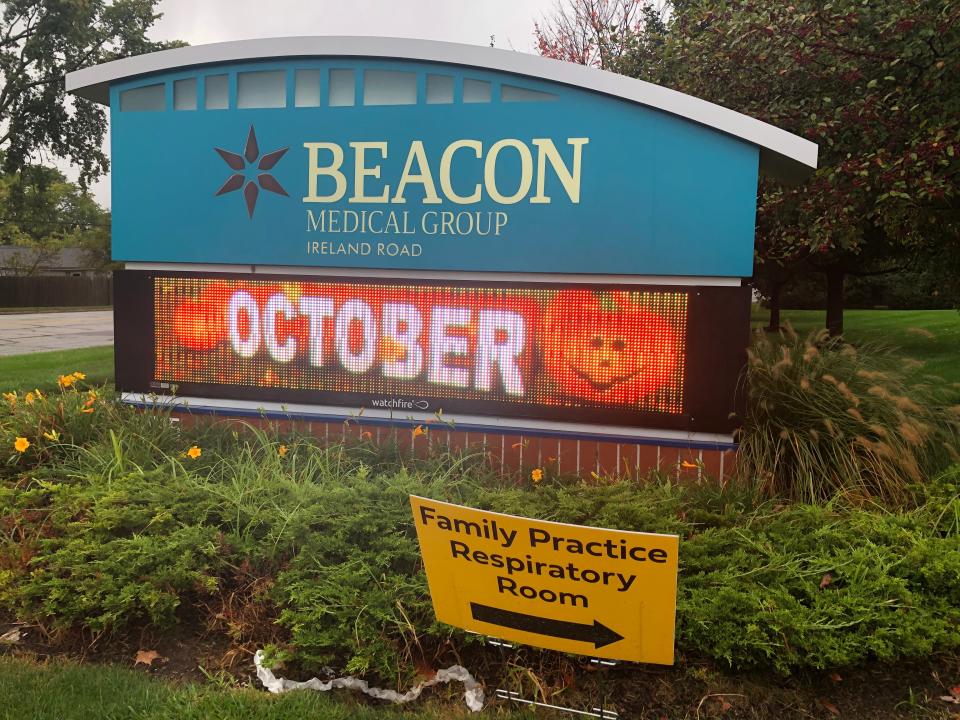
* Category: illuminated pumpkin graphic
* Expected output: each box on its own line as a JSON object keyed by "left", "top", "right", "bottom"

{"left": 542, "top": 290, "right": 680, "bottom": 405}
{"left": 172, "top": 282, "right": 229, "bottom": 350}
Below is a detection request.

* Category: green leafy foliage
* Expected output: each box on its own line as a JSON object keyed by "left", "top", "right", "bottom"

{"left": 7, "top": 520, "right": 219, "bottom": 631}
{"left": 1, "top": 393, "right": 959, "bottom": 681}
{"left": 554, "top": 0, "right": 960, "bottom": 329}
{"left": 0, "top": 0, "right": 183, "bottom": 183}
{"left": 680, "top": 500, "right": 960, "bottom": 672}
{"left": 773, "top": 263, "right": 958, "bottom": 311}
{"left": 0, "top": 160, "right": 112, "bottom": 272}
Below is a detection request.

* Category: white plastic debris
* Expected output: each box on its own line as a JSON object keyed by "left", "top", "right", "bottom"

{"left": 254, "top": 649, "right": 485, "bottom": 712}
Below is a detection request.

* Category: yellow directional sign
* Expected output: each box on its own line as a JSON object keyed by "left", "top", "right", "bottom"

{"left": 410, "top": 496, "right": 679, "bottom": 664}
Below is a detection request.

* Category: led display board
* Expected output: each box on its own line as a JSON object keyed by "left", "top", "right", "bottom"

{"left": 114, "top": 270, "right": 750, "bottom": 436}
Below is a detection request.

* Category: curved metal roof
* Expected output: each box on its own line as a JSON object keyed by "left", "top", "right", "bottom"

{"left": 66, "top": 36, "right": 818, "bottom": 183}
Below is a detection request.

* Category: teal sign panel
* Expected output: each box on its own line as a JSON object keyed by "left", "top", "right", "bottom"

{"left": 110, "top": 58, "right": 758, "bottom": 276}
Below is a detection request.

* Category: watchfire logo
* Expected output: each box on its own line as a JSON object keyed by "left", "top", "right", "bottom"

{"left": 214, "top": 126, "right": 289, "bottom": 218}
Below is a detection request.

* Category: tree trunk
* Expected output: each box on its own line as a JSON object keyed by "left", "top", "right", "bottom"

{"left": 825, "top": 267, "right": 845, "bottom": 337}
{"left": 766, "top": 282, "right": 782, "bottom": 332}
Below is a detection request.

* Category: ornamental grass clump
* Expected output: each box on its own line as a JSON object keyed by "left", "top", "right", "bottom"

{"left": 738, "top": 324, "right": 960, "bottom": 504}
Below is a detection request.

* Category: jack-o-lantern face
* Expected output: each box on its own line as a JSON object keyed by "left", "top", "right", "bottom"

{"left": 565, "top": 332, "right": 640, "bottom": 391}
{"left": 542, "top": 290, "right": 680, "bottom": 405}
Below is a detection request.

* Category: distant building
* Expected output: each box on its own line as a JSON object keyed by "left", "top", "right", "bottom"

{"left": 0, "top": 246, "right": 103, "bottom": 277}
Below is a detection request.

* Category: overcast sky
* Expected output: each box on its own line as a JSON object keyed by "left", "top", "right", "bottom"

{"left": 76, "top": 0, "right": 557, "bottom": 207}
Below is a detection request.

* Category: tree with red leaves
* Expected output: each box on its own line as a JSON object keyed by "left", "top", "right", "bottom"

{"left": 534, "top": 0, "right": 665, "bottom": 70}
{"left": 659, "top": 1, "right": 960, "bottom": 336}
{"left": 541, "top": 0, "right": 960, "bottom": 335}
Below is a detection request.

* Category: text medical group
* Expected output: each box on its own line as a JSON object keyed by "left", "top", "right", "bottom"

{"left": 305, "top": 208, "right": 509, "bottom": 244}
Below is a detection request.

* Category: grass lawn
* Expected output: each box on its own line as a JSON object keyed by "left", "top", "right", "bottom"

{"left": 752, "top": 306, "right": 960, "bottom": 382}
{"left": 0, "top": 657, "right": 497, "bottom": 720}
{"left": 0, "top": 345, "right": 114, "bottom": 393}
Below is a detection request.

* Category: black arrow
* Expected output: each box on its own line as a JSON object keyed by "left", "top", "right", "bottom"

{"left": 470, "top": 602, "right": 624, "bottom": 649}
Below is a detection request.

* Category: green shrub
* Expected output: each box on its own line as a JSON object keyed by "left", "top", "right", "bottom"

{"left": 275, "top": 470, "right": 960, "bottom": 678}
{"left": 0, "top": 467, "right": 221, "bottom": 631}
{"left": 2, "top": 397, "right": 959, "bottom": 680}
{"left": 272, "top": 455, "right": 489, "bottom": 678}
{"left": 9, "top": 523, "right": 219, "bottom": 631}
{"left": 738, "top": 325, "right": 960, "bottom": 504}
{"left": 680, "top": 501, "right": 960, "bottom": 672}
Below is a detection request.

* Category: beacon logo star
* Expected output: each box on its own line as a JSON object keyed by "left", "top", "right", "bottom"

{"left": 214, "top": 126, "right": 289, "bottom": 218}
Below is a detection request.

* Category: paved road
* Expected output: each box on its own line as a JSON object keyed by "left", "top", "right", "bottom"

{"left": 0, "top": 310, "right": 114, "bottom": 356}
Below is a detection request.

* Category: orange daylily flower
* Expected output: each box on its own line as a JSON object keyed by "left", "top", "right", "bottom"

{"left": 412, "top": 425, "right": 426, "bottom": 438}
{"left": 531, "top": 468, "right": 544, "bottom": 482}
{"left": 278, "top": 444, "right": 288, "bottom": 457}
{"left": 186, "top": 446, "right": 202, "bottom": 459}
{"left": 14, "top": 437, "right": 30, "bottom": 453}
{"left": 72, "top": 372, "right": 86, "bottom": 380}
{"left": 681, "top": 460, "right": 699, "bottom": 469}
{"left": 3, "top": 392, "right": 16, "bottom": 406}
{"left": 58, "top": 375, "right": 74, "bottom": 388}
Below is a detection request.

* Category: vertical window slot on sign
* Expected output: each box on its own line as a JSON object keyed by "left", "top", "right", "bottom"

{"left": 463, "top": 79, "right": 491, "bottom": 103}
{"left": 205, "top": 75, "right": 228, "bottom": 109}
{"left": 119, "top": 83, "right": 165, "bottom": 112}
{"left": 295, "top": 69, "right": 321, "bottom": 107}
{"left": 237, "top": 70, "right": 286, "bottom": 108}
{"left": 328, "top": 69, "right": 355, "bottom": 107}
{"left": 173, "top": 78, "right": 197, "bottom": 110}
{"left": 426, "top": 74, "right": 454, "bottom": 104}
{"left": 501, "top": 85, "right": 558, "bottom": 103}
{"left": 363, "top": 70, "right": 417, "bottom": 106}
